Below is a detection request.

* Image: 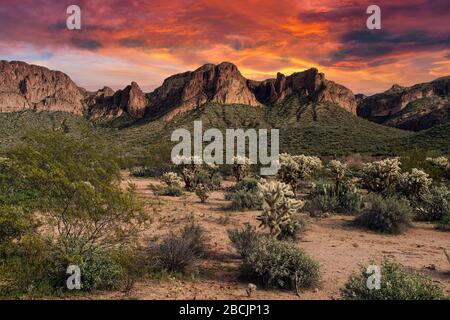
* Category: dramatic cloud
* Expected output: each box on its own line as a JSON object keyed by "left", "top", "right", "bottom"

{"left": 0, "top": 0, "right": 449, "bottom": 94}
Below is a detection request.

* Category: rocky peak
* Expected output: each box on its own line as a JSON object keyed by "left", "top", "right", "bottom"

{"left": 357, "top": 77, "right": 450, "bottom": 119}
{"left": 248, "top": 67, "right": 357, "bottom": 113}
{"left": 114, "top": 82, "right": 147, "bottom": 118}
{"left": 147, "top": 62, "right": 262, "bottom": 120}
{"left": 87, "top": 82, "right": 147, "bottom": 120}
{"left": 0, "top": 60, "right": 84, "bottom": 114}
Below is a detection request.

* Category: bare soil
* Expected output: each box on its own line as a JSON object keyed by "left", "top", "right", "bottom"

{"left": 92, "top": 176, "right": 450, "bottom": 300}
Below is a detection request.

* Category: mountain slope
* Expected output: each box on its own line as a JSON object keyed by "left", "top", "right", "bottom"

{"left": 357, "top": 77, "right": 450, "bottom": 131}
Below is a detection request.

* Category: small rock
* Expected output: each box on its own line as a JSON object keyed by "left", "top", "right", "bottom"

{"left": 246, "top": 283, "right": 257, "bottom": 297}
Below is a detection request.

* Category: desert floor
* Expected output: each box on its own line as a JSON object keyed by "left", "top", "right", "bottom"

{"left": 92, "top": 176, "right": 450, "bottom": 300}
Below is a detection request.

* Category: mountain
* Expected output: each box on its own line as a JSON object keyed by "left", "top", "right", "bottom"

{"left": 0, "top": 60, "right": 357, "bottom": 122}
{"left": 0, "top": 60, "right": 84, "bottom": 114}
{"left": 357, "top": 77, "right": 450, "bottom": 131}
{"left": 0, "top": 60, "right": 448, "bottom": 159}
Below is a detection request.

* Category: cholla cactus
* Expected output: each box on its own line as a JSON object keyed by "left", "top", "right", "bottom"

{"left": 426, "top": 156, "right": 450, "bottom": 179}
{"left": 362, "top": 158, "right": 402, "bottom": 193}
{"left": 426, "top": 156, "right": 450, "bottom": 170}
{"left": 277, "top": 153, "right": 322, "bottom": 194}
{"left": 232, "top": 156, "right": 251, "bottom": 182}
{"left": 328, "top": 160, "right": 348, "bottom": 194}
{"left": 173, "top": 156, "right": 203, "bottom": 189}
{"left": 257, "top": 180, "right": 303, "bottom": 239}
{"left": 401, "top": 169, "right": 432, "bottom": 199}
{"left": 161, "top": 172, "right": 183, "bottom": 188}
{"left": 195, "top": 184, "right": 210, "bottom": 203}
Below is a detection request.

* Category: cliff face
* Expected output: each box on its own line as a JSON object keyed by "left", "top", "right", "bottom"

{"left": 248, "top": 68, "right": 357, "bottom": 114}
{"left": 357, "top": 77, "right": 450, "bottom": 131}
{"left": 147, "top": 62, "right": 262, "bottom": 120}
{"left": 0, "top": 60, "right": 85, "bottom": 114}
{"left": 0, "top": 60, "right": 359, "bottom": 121}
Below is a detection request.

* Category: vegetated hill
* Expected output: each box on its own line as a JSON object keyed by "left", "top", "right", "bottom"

{"left": 357, "top": 77, "right": 450, "bottom": 131}
{"left": 2, "top": 98, "right": 449, "bottom": 163}
{"left": 398, "top": 123, "right": 450, "bottom": 154}
{"left": 0, "top": 111, "right": 94, "bottom": 147}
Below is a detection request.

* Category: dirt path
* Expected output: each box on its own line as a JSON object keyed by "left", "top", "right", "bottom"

{"left": 94, "top": 177, "right": 450, "bottom": 300}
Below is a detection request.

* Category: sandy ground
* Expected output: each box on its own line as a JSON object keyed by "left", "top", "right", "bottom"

{"left": 91, "top": 176, "right": 450, "bottom": 300}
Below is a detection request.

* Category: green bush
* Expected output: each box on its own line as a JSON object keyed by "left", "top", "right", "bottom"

{"left": 180, "top": 222, "right": 207, "bottom": 256}
{"left": 306, "top": 183, "right": 362, "bottom": 216}
{"left": 341, "top": 258, "right": 445, "bottom": 300}
{"left": 0, "top": 130, "right": 148, "bottom": 297}
{"left": 228, "top": 224, "right": 262, "bottom": 258}
{"left": 241, "top": 237, "right": 320, "bottom": 292}
{"left": 77, "top": 248, "right": 125, "bottom": 291}
{"left": 355, "top": 194, "right": 412, "bottom": 234}
{"left": 225, "top": 178, "right": 262, "bottom": 210}
{"left": 0, "top": 235, "right": 128, "bottom": 296}
{"left": 161, "top": 186, "right": 183, "bottom": 197}
{"left": 155, "top": 222, "right": 206, "bottom": 273}
{"left": 438, "top": 209, "right": 450, "bottom": 231}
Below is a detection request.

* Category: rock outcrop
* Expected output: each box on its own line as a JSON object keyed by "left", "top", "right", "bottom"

{"left": 248, "top": 68, "right": 357, "bottom": 114}
{"left": 357, "top": 77, "right": 450, "bottom": 130}
{"left": 0, "top": 60, "right": 84, "bottom": 114}
{"left": 0, "top": 60, "right": 359, "bottom": 121}
{"left": 357, "top": 78, "right": 450, "bottom": 118}
{"left": 146, "top": 63, "right": 357, "bottom": 120}
{"left": 147, "top": 62, "right": 262, "bottom": 120}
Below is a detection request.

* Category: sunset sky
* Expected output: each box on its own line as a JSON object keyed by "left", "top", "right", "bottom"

{"left": 0, "top": 0, "right": 449, "bottom": 95}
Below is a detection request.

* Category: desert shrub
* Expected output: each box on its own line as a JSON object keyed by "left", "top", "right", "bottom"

{"left": 180, "top": 222, "right": 207, "bottom": 256}
{"left": 0, "top": 236, "right": 127, "bottom": 295}
{"left": 195, "top": 184, "right": 210, "bottom": 203}
{"left": 228, "top": 224, "right": 262, "bottom": 258}
{"left": 414, "top": 185, "right": 450, "bottom": 222}
{"left": 241, "top": 237, "right": 320, "bottom": 292}
{"left": 130, "top": 166, "right": 153, "bottom": 177}
{"left": 129, "top": 142, "right": 174, "bottom": 177}
{"left": 0, "top": 130, "right": 149, "bottom": 296}
{"left": 154, "top": 222, "right": 206, "bottom": 273}
{"left": 306, "top": 182, "right": 363, "bottom": 216}
{"left": 112, "top": 246, "right": 149, "bottom": 292}
{"left": 76, "top": 248, "right": 126, "bottom": 291}
{"left": 232, "top": 156, "right": 252, "bottom": 182}
{"left": 161, "top": 172, "right": 183, "bottom": 188}
{"left": 437, "top": 206, "right": 450, "bottom": 231}
{"left": 192, "top": 169, "right": 221, "bottom": 190}
{"left": 426, "top": 156, "right": 450, "bottom": 179}
{"left": 225, "top": 178, "right": 262, "bottom": 211}
{"left": 355, "top": 194, "right": 412, "bottom": 234}
{"left": 227, "top": 190, "right": 263, "bottom": 211}
{"left": 277, "top": 153, "right": 322, "bottom": 195}
{"left": 341, "top": 258, "right": 445, "bottom": 300}
{"left": 362, "top": 158, "right": 402, "bottom": 194}
{"left": 399, "top": 169, "right": 432, "bottom": 200}
{"left": 257, "top": 180, "right": 304, "bottom": 240}
{"left": 161, "top": 185, "right": 183, "bottom": 197}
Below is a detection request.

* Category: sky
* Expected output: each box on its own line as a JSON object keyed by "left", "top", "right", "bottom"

{"left": 0, "top": 0, "right": 449, "bottom": 95}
